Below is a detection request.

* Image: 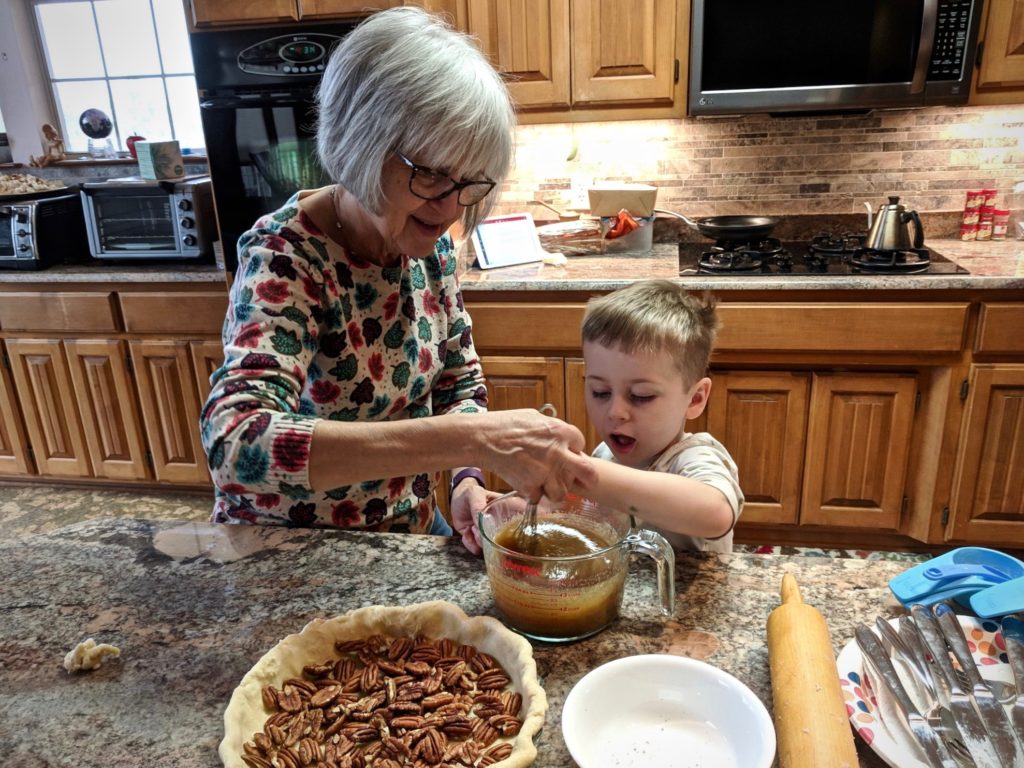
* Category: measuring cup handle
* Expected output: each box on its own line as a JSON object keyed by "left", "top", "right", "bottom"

{"left": 627, "top": 529, "right": 676, "bottom": 616}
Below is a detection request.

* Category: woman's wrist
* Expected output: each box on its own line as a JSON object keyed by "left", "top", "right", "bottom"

{"left": 450, "top": 467, "right": 486, "bottom": 497}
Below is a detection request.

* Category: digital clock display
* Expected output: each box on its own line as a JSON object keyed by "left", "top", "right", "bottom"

{"left": 280, "top": 42, "right": 323, "bottom": 63}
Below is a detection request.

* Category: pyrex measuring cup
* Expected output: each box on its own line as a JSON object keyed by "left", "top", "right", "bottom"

{"left": 479, "top": 492, "right": 675, "bottom": 643}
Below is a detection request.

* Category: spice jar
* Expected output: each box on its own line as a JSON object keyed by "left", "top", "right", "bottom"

{"left": 962, "top": 190, "right": 984, "bottom": 224}
{"left": 992, "top": 209, "right": 1010, "bottom": 240}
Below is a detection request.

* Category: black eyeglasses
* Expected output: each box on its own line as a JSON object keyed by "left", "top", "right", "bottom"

{"left": 396, "top": 152, "right": 496, "bottom": 207}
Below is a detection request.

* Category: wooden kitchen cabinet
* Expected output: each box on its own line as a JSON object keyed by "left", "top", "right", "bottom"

{"left": 129, "top": 340, "right": 211, "bottom": 486}
{"left": 799, "top": 373, "right": 917, "bottom": 532}
{"left": 64, "top": 340, "right": 150, "bottom": 481}
{"left": 5, "top": 339, "right": 91, "bottom": 478}
{"left": 0, "top": 282, "right": 224, "bottom": 490}
{"left": 970, "top": 0, "right": 1024, "bottom": 104}
{"left": 0, "top": 344, "right": 33, "bottom": 476}
{"left": 478, "top": 355, "right": 567, "bottom": 491}
{"left": 465, "top": 0, "right": 687, "bottom": 120}
{"left": 190, "top": 340, "right": 225, "bottom": 406}
{"left": 300, "top": 0, "right": 396, "bottom": 18}
{"left": 948, "top": 364, "right": 1024, "bottom": 543}
{"left": 705, "top": 371, "right": 809, "bottom": 527}
{"left": 189, "top": 0, "right": 299, "bottom": 26}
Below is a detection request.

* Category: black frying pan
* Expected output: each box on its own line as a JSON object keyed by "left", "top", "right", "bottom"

{"left": 655, "top": 208, "right": 779, "bottom": 241}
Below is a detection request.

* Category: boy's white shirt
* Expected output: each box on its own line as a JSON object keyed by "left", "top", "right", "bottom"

{"left": 591, "top": 431, "right": 744, "bottom": 553}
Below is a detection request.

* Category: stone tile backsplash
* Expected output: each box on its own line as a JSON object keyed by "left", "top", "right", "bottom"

{"left": 500, "top": 104, "right": 1024, "bottom": 219}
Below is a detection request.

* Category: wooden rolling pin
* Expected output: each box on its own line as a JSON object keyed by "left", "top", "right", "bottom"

{"left": 767, "top": 572, "right": 858, "bottom": 768}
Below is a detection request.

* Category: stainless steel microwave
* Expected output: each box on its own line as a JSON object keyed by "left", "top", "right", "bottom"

{"left": 689, "top": 0, "right": 983, "bottom": 116}
{"left": 0, "top": 190, "right": 90, "bottom": 270}
{"left": 80, "top": 176, "right": 215, "bottom": 260}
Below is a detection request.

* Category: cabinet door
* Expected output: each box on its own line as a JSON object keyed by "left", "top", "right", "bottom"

{"left": 564, "top": 358, "right": 599, "bottom": 453}
{"left": 801, "top": 373, "right": 917, "bottom": 531}
{"left": 478, "top": 356, "right": 566, "bottom": 491}
{"left": 976, "top": 0, "right": 1024, "bottom": 88}
{"left": 948, "top": 364, "right": 1024, "bottom": 543}
{"left": 465, "top": 0, "right": 571, "bottom": 108}
{"left": 571, "top": 0, "right": 678, "bottom": 105}
{"left": 5, "top": 339, "right": 91, "bottom": 477}
{"left": 190, "top": 340, "right": 225, "bottom": 409}
{"left": 129, "top": 340, "right": 210, "bottom": 485}
{"left": 0, "top": 346, "right": 33, "bottom": 475}
{"left": 301, "top": 0, "right": 396, "bottom": 16}
{"left": 706, "top": 372, "right": 810, "bottom": 526}
{"left": 190, "top": 0, "right": 299, "bottom": 25}
{"left": 64, "top": 340, "right": 149, "bottom": 481}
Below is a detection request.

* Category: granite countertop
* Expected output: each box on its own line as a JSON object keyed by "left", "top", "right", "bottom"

{"left": 459, "top": 238, "right": 1024, "bottom": 292}
{"left": 0, "top": 262, "right": 226, "bottom": 284}
{"left": 0, "top": 517, "right": 912, "bottom": 767}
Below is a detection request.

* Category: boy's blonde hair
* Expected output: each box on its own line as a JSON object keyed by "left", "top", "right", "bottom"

{"left": 581, "top": 281, "right": 719, "bottom": 387}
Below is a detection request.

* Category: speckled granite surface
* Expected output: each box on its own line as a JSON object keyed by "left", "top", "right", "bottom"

{"left": 0, "top": 262, "right": 225, "bottom": 283}
{"left": 459, "top": 238, "right": 1024, "bottom": 292}
{"left": 0, "top": 517, "right": 912, "bottom": 767}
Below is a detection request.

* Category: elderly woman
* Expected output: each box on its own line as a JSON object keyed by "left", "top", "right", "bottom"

{"left": 200, "top": 7, "right": 594, "bottom": 551}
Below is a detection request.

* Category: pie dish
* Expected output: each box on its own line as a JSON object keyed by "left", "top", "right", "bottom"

{"left": 220, "top": 600, "right": 547, "bottom": 767}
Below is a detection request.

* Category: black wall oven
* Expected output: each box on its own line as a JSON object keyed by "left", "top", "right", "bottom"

{"left": 190, "top": 20, "right": 361, "bottom": 273}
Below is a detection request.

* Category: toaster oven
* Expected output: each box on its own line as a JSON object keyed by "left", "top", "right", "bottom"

{"left": 0, "top": 189, "right": 91, "bottom": 270}
{"left": 80, "top": 176, "right": 215, "bottom": 260}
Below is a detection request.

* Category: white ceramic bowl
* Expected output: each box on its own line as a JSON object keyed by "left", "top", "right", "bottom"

{"left": 562, "top": 654, "right": 776, "bottom": 768}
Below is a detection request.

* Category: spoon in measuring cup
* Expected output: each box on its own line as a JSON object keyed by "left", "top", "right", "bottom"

{"left": 505, "top": 403, "right": 558, "bottom": 554}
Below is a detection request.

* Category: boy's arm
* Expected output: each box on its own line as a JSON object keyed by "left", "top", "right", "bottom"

{"left": 573, "top": 459, "right": 735, "bottom": 539}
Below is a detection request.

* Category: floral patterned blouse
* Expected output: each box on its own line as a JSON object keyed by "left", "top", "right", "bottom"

{"left": 200, "top": 190, "right": 487, "bottom": 531}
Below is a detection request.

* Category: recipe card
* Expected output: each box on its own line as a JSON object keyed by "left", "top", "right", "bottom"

{"left": 471, "top": 213, "right": 545, "bottom": 269}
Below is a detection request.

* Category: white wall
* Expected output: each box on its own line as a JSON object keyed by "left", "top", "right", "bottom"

{"left": 0, "top": 0, "right": 57, "bottom": 164}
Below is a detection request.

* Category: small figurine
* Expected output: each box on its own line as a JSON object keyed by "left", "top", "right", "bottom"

{"left": 29, "top": 123, "right": 66, "bottom": 168}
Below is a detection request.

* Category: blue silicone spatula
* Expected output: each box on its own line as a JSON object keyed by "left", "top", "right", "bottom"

{"left": 969, "top": 575, "right": 1024, "bottom": 618}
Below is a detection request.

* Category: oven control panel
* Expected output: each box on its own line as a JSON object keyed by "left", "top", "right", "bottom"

{"left": 237, "top": 32, "right": 344, "bottom": 76}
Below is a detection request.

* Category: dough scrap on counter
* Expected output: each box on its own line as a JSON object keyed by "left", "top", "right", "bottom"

{"left": 63, "top": 638, "right": 121, "bottom": 673}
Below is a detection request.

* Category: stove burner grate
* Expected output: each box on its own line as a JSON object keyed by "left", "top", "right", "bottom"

{"left": 849, "top": 247, "right": 931, "bottom": 274}
{"left": 700, "top": 237, "right": 788, "bottom": 272}
{"left": 809, "top": 232, "right": 866, "bottom": 255}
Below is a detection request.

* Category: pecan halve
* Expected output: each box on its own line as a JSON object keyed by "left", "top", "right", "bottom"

{"left": 488, "top": 713, "right": 523, "bottom": 737}
{"left": 309, "top": 684, "right": 342, "bottom": 708}
{"left": 386, "top": 636, "right": 414, "bottom": 661}
{"left": 479, "top": 741, "right": 514, "bottom": 766}
{"left": 437, "top": 714, "right": 473, "bottom": 739}
{"left": 414, "top": 728, "right": 447, "bottom": 765}
{"left": 420, "top": 691, "right": 455, "bottom": 711}
{"left": 475, "top": 669, "right": 511, "bottom": 690}
{"left": 241, "top": 755, "right": 273, "bottom": 768}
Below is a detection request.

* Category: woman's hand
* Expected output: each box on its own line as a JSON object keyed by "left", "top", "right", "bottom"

{"left": 450, "top": 481, "right": 502, "bottom": 555}
{"left": 484, "top": 410, "right": 597, "bottom": 502}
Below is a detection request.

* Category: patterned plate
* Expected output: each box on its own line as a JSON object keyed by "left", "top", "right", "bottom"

{"left": 836, "top": 615, "right": 1014, "bottom": 768}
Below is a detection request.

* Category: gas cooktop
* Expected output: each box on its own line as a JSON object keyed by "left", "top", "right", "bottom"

{"left": 678, "top": 233, "right": 969, "bottom": 276}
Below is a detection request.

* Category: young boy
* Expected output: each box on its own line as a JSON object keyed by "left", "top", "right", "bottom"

{"left": 576, "top": 280, "right": 743, "bottom": 552}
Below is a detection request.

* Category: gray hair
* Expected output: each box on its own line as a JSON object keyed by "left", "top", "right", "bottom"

{"left": 315, "top": 7, "right": 515, "bottom": 233}
{"left": 582, "top": 281, "right": 720, "bottom": 387}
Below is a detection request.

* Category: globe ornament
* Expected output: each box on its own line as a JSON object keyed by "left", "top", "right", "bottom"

{"left": 78, "top": 108, "right": 113, "bottom": 139}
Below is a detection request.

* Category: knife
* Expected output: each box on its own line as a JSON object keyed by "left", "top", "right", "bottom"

{"left": 911, "top": 604, "right": 1004, "bottom": 768}
{"left": 854, "top": 624, "right": 958, "bottom": 768}
{"left": 933, "top": 602, "right": 1024, "bottom": 764}
{"left": 1002, "top": 615, "right": 1024, "bottom": 743}
{"left": 895, "top": 615, "right": 968, "bottom": 752}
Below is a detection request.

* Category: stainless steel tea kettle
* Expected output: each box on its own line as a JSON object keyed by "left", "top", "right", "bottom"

{"left": 863, "top": 196, "right": 924, "bottom": 251}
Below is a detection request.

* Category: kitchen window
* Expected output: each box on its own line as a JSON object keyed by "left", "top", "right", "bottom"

{"left": 33, "top": 0, "right": 204, "bottom": 153}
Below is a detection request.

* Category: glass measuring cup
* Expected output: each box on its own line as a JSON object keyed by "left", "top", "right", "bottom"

{"left": 479, "top": 492, "right": 675, "bottom": 643}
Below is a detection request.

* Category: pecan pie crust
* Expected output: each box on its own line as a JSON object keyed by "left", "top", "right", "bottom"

{"left": 220, "top": 601, "right": 547, "bottom": 768}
